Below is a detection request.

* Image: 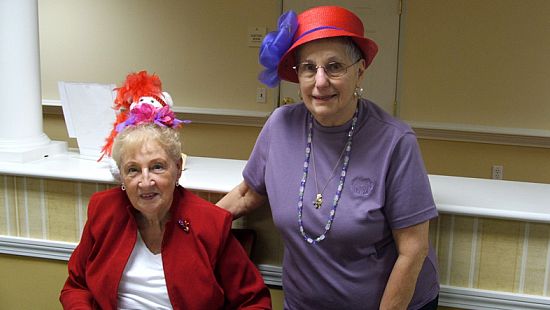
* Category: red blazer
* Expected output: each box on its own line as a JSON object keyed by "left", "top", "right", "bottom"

{"left": 60, "top": 186, "right": 271, "bottom": 310}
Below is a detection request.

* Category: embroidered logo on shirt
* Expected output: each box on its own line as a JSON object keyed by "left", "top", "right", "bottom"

{"left": 352, "top": 177, "right": 375, "bottom": 197}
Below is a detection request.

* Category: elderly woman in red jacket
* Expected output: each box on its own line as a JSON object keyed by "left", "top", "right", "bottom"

{"left": 60, "top": 72, "right": 271, "bottom": 310}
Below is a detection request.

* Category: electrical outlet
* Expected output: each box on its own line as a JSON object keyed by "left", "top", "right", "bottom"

{"left": 492, "top": 165, "right": 503, "bottom": 180}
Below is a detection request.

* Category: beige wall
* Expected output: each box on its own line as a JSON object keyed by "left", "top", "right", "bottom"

{"left": 0, "top": 254, "right": 68, "bottom": 310}
{"left": 38, "top": 0, "right": 280, "bottom": 114}
{"left": 400, "top": 0, "right": 550, "bottom": 132}
{"left": 0, "top": 254, "right": 285, "bottom": 310}
{"left": 4, "top": 1, "right": 550, "bottom": 310}
{"left": 43, "top": 111, "right": 262, "bottom": 160}
{"left": 419, "top": 139, "right": 550, "bottom": 183}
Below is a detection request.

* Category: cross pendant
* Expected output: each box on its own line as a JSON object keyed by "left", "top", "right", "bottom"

{"left": 313, "top": 193, "right": 323, "bottom": 209}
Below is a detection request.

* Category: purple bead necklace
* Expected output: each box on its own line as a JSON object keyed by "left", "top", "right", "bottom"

{"left": 298, "top": 108, "right": 358, "bottom": 244}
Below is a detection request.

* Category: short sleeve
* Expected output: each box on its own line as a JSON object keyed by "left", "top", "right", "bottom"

{"left": 242, "top": 116, "right": 273, "bottom": 196}
{"left": 384, "top": 133, "right": 438, "bottom": 229}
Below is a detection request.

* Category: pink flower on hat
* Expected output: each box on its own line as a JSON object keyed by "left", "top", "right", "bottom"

{"left": 115, "top": 103, "right": 188, "bottom": 133}
{"left": 155, "top": 105, "right": 187, "bottom": 128}
{"left": 132, "top": 103, "right": 156, "bottom": 123}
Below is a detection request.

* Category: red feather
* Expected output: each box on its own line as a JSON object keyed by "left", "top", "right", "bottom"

{"left": 113, "top": 71, "right": 163, "bottom": 111}
{"left": 99, "top": 70, "right": 164, "bottom": 161}
{"left": 98, "top": 112, "right": 129, "bottom": 161}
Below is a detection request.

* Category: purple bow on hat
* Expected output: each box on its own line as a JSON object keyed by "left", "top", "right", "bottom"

{"left": 258, "top": 11, "right": 298, "bottom": 88}
{"left": 115, "top": 103, "right": 190, "bottom": 133}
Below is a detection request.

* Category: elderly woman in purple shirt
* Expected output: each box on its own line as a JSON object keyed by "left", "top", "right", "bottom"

{"left": 218, "top": 6, "right": 439, "bottom": 310}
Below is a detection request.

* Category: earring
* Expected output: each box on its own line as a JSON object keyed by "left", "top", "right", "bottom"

{"left": 354, "top": 87, "right": 364, "bottom": 98}
{"left": 298, "top": 90, "right": 303, "bottom": 100}
{"left": 175, "top": 181, "right": 180, "bottom": 188}
{"left": 121, "top": 184, "right": 126, "bottom": 191}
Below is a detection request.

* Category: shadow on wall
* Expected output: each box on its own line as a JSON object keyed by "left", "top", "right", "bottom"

{"left": 246, "top": 203, "right": 284, "bottom": 266}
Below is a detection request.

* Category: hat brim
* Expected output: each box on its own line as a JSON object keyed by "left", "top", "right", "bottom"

{"left": 277, "top": 29, "right": 378, "bottom": 83}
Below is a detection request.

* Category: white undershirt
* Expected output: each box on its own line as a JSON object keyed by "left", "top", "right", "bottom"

{"left": 117, "top": 232, "right": 172, "bottom": 310}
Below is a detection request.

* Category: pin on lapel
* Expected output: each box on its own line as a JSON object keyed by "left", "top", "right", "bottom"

{"left": 178, "top": 219, "right": 190, "bottom": 233}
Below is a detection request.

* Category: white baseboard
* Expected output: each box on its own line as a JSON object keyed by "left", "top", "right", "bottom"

{"left": 257, "top": 264, "right": 282, "bottom": 287}
{"left": 439, "top": 285, "right": 550, "bottom": 310}
{"left": 0, "top": 236, "right": 74, "bottom": 260}
{"left": 1, "top": 235, "right": 550, "bottom": 309}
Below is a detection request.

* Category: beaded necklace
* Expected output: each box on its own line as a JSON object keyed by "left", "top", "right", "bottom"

{"left": 298, "top": 108, "right": 359, "bottom": 244}
{"left": 310, "top": 136, "right": 347, "bottom": 209}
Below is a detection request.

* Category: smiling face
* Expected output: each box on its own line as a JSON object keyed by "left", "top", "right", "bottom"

{"left": 120, "top": 140, "right": 182, "bottom": 220}
{"left": 296, "top": 38, "right": 366, "bottom": 127}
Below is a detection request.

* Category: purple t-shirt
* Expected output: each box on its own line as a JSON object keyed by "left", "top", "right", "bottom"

{"left": 244, "top": 99, "right": 439, "bottom": 310}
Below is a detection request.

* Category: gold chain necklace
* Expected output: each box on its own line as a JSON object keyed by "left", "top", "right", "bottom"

{"left": 310, "top": 138, "right": 348, "bottom": 209}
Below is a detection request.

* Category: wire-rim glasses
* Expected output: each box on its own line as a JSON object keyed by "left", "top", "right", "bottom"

{"left": 293, "top": 58, "right": 362, "bottom": 80}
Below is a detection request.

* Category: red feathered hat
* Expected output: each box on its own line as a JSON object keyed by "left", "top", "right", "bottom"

{"left": 99, "top": 71, "right": 171, "bottom": 160}
{"left": 113, "top": 70, "right": 167, "bottom": 111}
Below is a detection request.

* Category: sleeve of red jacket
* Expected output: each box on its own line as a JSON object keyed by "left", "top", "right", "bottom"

{"left": 215, "top": 216, "right": 272, "bottom": 309}
{"left": 59, "top": 198, "right": 96, "bottom": 309}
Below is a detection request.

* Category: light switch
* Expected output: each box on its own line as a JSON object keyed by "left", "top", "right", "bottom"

{"left": 256, "top": 87, "right": 266, "bottom": 103}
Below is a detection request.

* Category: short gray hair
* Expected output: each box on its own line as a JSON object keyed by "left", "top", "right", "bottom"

{"left": 112, "top": 123, "right": 182, "bottom": 169}
{"left": 295, "top": 37, "right": 364, "bottom": 63}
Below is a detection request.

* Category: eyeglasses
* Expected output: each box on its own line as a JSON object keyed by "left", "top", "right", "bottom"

{"left": 293, "top": 59, "right": 362, "bottom": 80}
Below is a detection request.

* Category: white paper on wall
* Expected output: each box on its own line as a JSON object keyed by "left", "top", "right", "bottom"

{"left": 58, "top": 82, "right": 117, "bottom": 159}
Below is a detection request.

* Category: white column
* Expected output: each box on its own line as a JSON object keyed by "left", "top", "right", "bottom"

{"left": 0, "top": 0, "right": 66, "bottom": 162}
